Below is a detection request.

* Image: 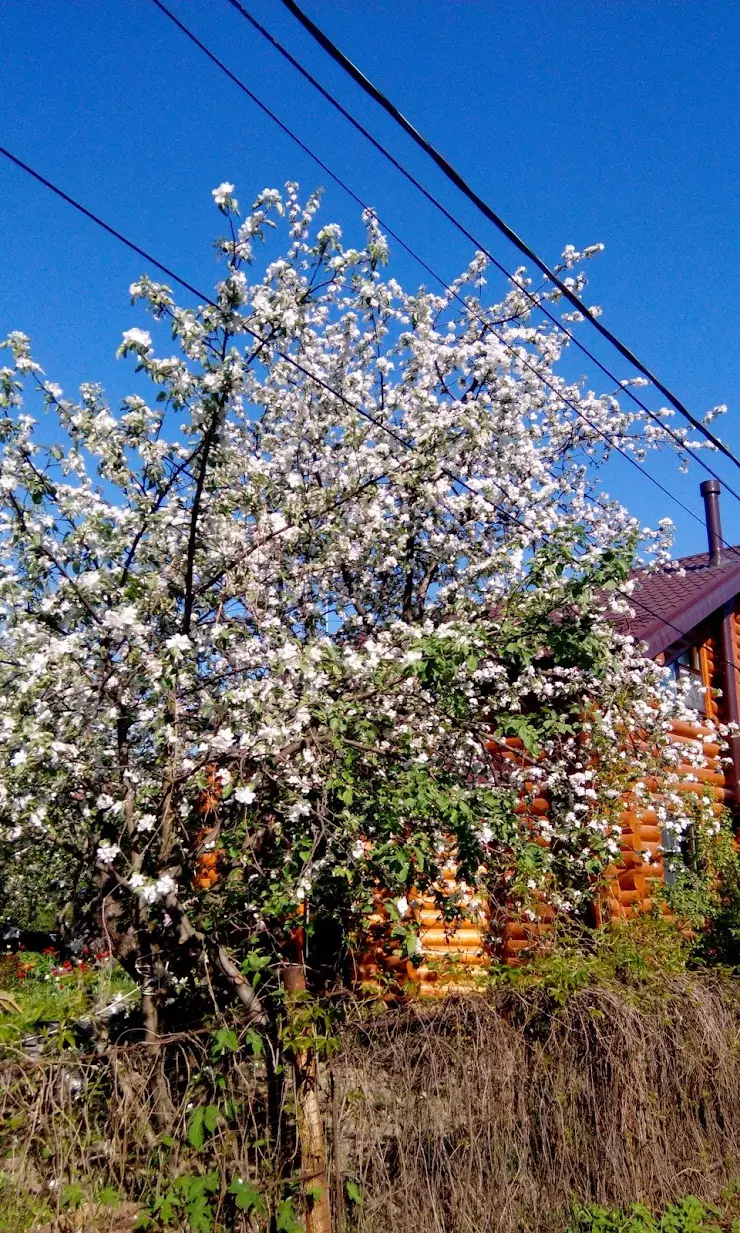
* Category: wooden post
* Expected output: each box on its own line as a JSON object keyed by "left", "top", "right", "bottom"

{"left": 720, "top": 605, "right": 740, "bottom": 805}
{"left": 283, "top": 949, "right": 332, "bottom": 1233}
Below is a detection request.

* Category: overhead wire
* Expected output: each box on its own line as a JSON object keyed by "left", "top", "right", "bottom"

{"left": 2, "top": 144, "right": 739, "bottom": 687}
{"left": 275, "top": 0, "right": 740, "bottom": 476}
{"left": 197, "top": 2, "right": 740, "bottom": 562}
{"left": 222, "top": 0, "right": 740, "bottom": 505}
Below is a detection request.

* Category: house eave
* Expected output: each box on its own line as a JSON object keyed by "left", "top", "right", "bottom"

{"left": 638, "top": 562, "right": 740, "bottom": 658}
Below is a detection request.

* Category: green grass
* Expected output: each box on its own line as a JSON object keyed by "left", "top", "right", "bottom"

{"left": 0, "top": 950, "right": 138, "bottom": 1048}
{"left": 568, "top": 1190, "right": 740, "bottom": 1233}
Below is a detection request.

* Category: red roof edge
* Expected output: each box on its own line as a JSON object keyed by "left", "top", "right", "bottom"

{"left": 638, "top": 561, "right": 740, "bottom": 658}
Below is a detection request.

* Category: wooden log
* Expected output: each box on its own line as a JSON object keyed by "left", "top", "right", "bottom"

{"left": 503, "top": 937, "right": 540, "bottom": 954}
{"left": 515, "top": 797, "right": 550, "bottom": 816}
{"left": 619, "top": 837, "right": 662, "bottom": 860}
{"left": 618, "top": 867, "right": 662, "bottom": 891}
{"left": 418, "top": 928, "right": 486, "bottom": 950}
{"left": 632, "top": 826, "right": 663, "bottom": 844}
{"left": 669, "top": 718, "right": 714, "bottom": 739}
{"left": 614, "top": 888, "right": 643, "bottom": 907}
{"left": 678, "top": 781, "right": 728, "bottom": 802}
{"left": 675, "top": 765, "right": 726, "bottom": 786}
{"left": 668, "top": 732, "right": 721, "bottom": 757}
{"left": 502, "top": 922, "right": 552, "bottom": 941}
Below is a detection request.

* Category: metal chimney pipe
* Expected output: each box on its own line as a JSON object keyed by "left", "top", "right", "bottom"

{"left": 700, "top": 478, "right": 723, "bottom": 566}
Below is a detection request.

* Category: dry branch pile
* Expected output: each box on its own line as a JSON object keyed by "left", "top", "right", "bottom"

{"left": 1, "top": 975, "right": 739, "bottom": 1232}
{"left": 335, "top": 979, "right": 740, "bottom": 1233}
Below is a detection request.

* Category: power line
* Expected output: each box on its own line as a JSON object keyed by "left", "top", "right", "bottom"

{"left": 275, "top": 0, "right": 740, "bottom": 479}
{"left": 5, "top": 138, "right": 740, "bottom": 645}
{"left": 141, "top": 3, "right": 740, "bottom": 559}
{"left": 6, "top": 137, "right": 740, "bottom": 643}
{"left": 149, "top": 0, "right": 736, "bottom": 550}
{"left": 0, "top": 142, "right": 687, "bottom": 567}
{"left": 223, "top": 0, "right": 740, "bottom": 505}
{"left": 0, "top": 147, "right": 398, "bottom": 457}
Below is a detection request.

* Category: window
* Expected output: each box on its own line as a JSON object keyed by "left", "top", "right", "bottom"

{"left": 661, "top": 826, "right": 681, "bottom": 886}
{"left": 667, "top": 646, "right": 706, "bottom": 715}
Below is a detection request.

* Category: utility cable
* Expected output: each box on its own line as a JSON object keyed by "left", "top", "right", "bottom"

{"left": 223, "top": 0, "right": 740, "bottom": 502}
{"left": 275, "top": 0, "right": 740, "bottom": 475}
{"left": 4, "top": 140, "right": 739, "bottom": 612}
{"left": 0, "top": 147, "right": 209, "bottom": 305}
{"left": 149, "top": 0, "right": 733, "bottom": 548}
{"left": 0, "top": 145, "right": 686, "bottom": 553}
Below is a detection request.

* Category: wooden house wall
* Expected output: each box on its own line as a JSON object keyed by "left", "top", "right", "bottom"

{"left": 356, "top": 612, "right": 738, "bottom": 994}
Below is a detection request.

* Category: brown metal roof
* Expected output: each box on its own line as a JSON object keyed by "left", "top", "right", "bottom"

{"left": 624, "top": 547, "right": 740, "bottom": 658}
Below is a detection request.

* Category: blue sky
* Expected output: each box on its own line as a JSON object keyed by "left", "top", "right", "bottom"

{"left": 2, "top": 0, "right": 739, "bottom": 556}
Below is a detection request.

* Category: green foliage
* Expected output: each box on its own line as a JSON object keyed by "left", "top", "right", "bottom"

{"left": 0, "top": 1171, "right": 125, "bottom": 1233}
{"left": 488, "top": 916, "right": 694, "bottom": 1004}
{"left": 660, "top": 812, "right": 740, "bottom": 969}
{"left": 275, "top": 1196, "right": 304, "bottom": 1233}
{"left": 0, "top": 951, "right": 138, "bottom": 1046}
{"left": 228, "top": 1175, "right": 265, "bottom": 1216}
{"left": 280, "top": 989, "right": 340, "bottom": 1061}
{"left": 345, "top": 1179, "right": 364, "bottom": 1208}
{"left": 568, "top": 1193, "right": 739, "bottom": 1233}
{"left": 186, "top": 1104, "right": 220, "bottom": 1151}
{"left": 210, "top": 1025, "right": 239, "bottom": 1058}
{"left": 133, "top": 1056, "right": 299, "bottom": 1231}
{"left": 0, "top": 1172, "right": 51, "bottom": 1233}
{"left": 139, "top": 1170, "right": 220, "bottom": 1232}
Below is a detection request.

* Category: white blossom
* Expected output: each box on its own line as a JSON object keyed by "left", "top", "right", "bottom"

{"left": 212, "top": 181, "right": 238, "bottom": 211}
{"left": 0, "top": 182, "right": 721, "bottom": 1014}
{"left": 96, "top": 843, "right": 121, "bottom": 865}
{"left": 120, "top": 328, "right": 152, "bottom": 351}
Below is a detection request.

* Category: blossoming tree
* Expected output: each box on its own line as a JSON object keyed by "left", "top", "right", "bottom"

{"left": 0, "top": 182, "right": 713, "bottom": 1038}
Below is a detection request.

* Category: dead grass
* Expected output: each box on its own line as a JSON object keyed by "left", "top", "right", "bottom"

{"left": 334, "top": 976, "right": 740, "bottom": 1233}
{"left": 0, "top": 971, "right": 738, "bottom": 1232}
{"left": 29, "top": 1203, "right": 141, "bottom": 1233}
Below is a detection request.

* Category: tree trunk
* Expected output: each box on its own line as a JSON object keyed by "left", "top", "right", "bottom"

{"left": 283, "top": 960, "right": 332, "bottom": 1233}
{"left": 141, "top": 962, "right": 175, "bottom": 1130}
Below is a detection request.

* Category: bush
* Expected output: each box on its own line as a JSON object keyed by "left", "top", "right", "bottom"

{"left": 569, "top": 1191, "right": 740, "bottom": 1233}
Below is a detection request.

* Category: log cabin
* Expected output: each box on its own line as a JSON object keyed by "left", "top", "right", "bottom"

{"left": 358, "top": 480, "right": 740, "bottom": 992}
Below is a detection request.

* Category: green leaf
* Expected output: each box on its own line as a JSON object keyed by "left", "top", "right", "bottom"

{"left": 276, "top": 1197, "right": 304, "bottom": 1233}
{"left": 61, "top": 1183, "right": 85, "bottom": 1210}
{"left": 245, "top": 1026, "right": 264, "bottom": 1057}
{"left": 203, "top": 1104, "right": 220, "bottom": 1133}
{"left": 187, "top": 1194, "right": 214, "bottom": 1232}
{"left": 212, "top": 1026, "right": 239, "bottom": 1057}
{"left": 187, "top": 1106, "right": 205, "bottom": 1151}
{"left": 153, "top": 1192, "right": 181, "bottom": 1221}
{"left": 229, "top": 1177, "right": 264, "bottom": 1214}
{"left": 346, "top": 1180, "right": 363, "bottom": 1207}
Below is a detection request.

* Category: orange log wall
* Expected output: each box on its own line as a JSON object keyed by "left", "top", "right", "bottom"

{"left": 356, "top": 704, "right": 728, "bottom": 992}
{"left": 603, "top": 717, "right": 726, "bottom": 922}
